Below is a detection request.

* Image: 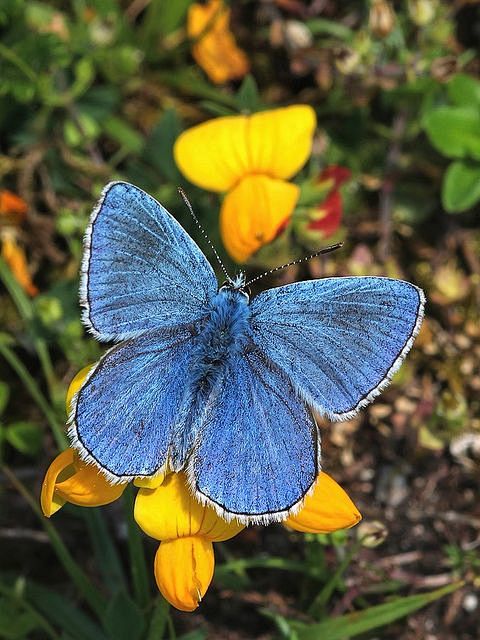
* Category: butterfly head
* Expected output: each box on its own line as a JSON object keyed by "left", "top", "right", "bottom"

{"left": 220, "top": 272, "right": 249, "bottom": 300}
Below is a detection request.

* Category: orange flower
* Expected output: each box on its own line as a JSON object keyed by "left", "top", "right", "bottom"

{"left": 187, "top": 0, "right": 249, "bottom": 85}
{"left": 0, "top": 190, "right": 37, "bottom": 296}
{"left": 174, "top": 106, "right": 316, "bottom": 262}
{"left": 1, "top": 232, "right": 38, "bottom": 296}
{"left": 0, "top": 190, "right": 28, "bottom": 222}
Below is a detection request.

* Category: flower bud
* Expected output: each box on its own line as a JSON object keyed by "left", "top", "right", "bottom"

{"left": 408, "top": 0, "right": 437, "bottom": 26}
{"left": 357, "top": 520, "right": 388, "bottom": 547}
{"left": 369, "top": 0, "right": 396, "bottom": 38}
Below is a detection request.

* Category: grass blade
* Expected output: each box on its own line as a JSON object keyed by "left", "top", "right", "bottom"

{"left": 296, "top": 581, "right": 464, "bottom": 640}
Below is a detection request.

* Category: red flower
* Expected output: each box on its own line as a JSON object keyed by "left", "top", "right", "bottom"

{"left": 306, "top": 165, "right": 351, "bottom": 238}
{"left": 308, "top": 190, "right": 342, "bottom": 236}
{"left": 319, "top": 165, "right": 351, "bottom": 190}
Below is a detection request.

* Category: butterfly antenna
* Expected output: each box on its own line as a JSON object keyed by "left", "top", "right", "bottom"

{"left": 245, "top": 242, "right": 344, "bottom": 287}
{"left": 177, "top": 187, "right": 231, "bottom": 281}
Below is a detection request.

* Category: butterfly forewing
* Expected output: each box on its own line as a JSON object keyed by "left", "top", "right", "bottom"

{"left": 249, "top": 276, "right": 425, "bottom": 421}
{"left": 81, "top": 182, "right": 218, "bottom": 342}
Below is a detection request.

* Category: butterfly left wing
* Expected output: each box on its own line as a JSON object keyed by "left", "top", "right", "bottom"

{"left": 249, "top": 276, "right": 425, "bottom": 421}
{"left": 70, "top": 326, "right": 197, "bottom": 481}
{"left": 189, "top": 349, "right": 319, "bottom": 524}
{"left": 82, "top": 182, "right": 218, "bottom": 342}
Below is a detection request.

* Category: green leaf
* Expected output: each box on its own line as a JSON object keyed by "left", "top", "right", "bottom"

{"left": 305, "top": 18, "right": 353, "bottom": 41}
{"left": 423, "top": 107, "right": 480, "bottom": 160}
{"left": 177, "top": 632, "right": 208, "bottom": 640}
{"left": 0, "top": 382, "right": 10, "bottom": 416}
{"left": 145, "top": 597, "right": 170, "bottom": 640}
{"left": 143, "top": 109, "right": 183, "bottom": 183}
{"left": 295, "top": 582, "right": 463, "bottom": 640}
{"left": 103, "top": 116, "right": 144, "bottom": 155}
{"left": 235, "top": 75, "right": 262, "bottom": 113}
{"left": 442, "top": 160, "right": 480, "bottom": 213}
{"left": 143, "top": 0, "right": 191, "bottom": 37}
{"left": 448, "top": 74, "right": 480, "bottom": 108}
{"left": 26, "top": 582, "right": 108, "bottom": 640}
{"left": 0, "top": 598, "right": 39, "bottom": 639}
{"left": 5, "top": 422, "right": 42, "bottom": 456}
{"left": 102, "top": 591, "right": 146, "bottom": 640}
{"left": 82, "top": 509, "right": 127, "bottom": 596}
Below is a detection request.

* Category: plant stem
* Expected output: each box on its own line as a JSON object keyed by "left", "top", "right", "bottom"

{"left": 1, "top": 464, "right": 106, "bottom": 618}
{"left": 123, "top": 486, "right": 151, "bottom": 609}
{"left": 0, "top": 342, "right": 66, "bottom": 448}
{"left": 0, "top": 256, "right": 57, "bottom": 396}
{"left": 308, "top": 540, "right": 361, "bottom": 618}
{"left": 378, "top": 110, "right": 407, "bottom": 263}
{"left": 0, "top": 42, "right": 36, "bottom": 81}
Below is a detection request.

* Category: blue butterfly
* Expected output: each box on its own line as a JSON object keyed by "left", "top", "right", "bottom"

{"left": 69, "top": 182, "right": 425, "bottom": 524}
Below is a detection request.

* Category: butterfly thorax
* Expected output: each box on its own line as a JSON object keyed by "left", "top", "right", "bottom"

{"left": 189, "top": 288, "right": 250, "bottom": 391}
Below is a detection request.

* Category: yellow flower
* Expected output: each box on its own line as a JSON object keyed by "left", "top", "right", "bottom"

{"left": 174, "top": 105, "right": 316, "bottom": 262}
{"left": 40, "top": 447, "right": 127, "bottom": 517}
{"left": 285, "top": 472, "right": 362, "bottom": 534}
{"left": 41, "top": 364, "right": 361, "bottom": 612}
{"left": 41, "top": 364, "right": 127, "bottom": 517}
{"left": 187, "top": 0, "right": 249, "bottom": 85}
{"left": 134, "top": 472, "right": 244, "bottom": 611}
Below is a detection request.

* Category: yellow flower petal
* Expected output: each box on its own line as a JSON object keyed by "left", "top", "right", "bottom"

{"left": 134, "top": 472, "right": 244, "bottom": 542}
{"left": 41, "top": 449, "right": 75, "bottom": 517}
{"left": 133, "top": 472, "right": 166, "bottom": 489}
{"left": 188, "top": 0, "right": 249, "bottom": 85}
{"left": 55, "top": 458, "right": 126, "bottom": 508}
{"left": 154, "top": 536, "right": 214, "bottom": 612}
{"left": 220, "top": 175, "right": 299, "bottom": 262}
{"left": 174, "top": 105, "right": 316, "bottom": 192}
{"left": 1, "top": 233, "right": 38, "bottom": 297}
{"left": 65, "top": 365, "right": 94, "bottom": 414}
{"left": 285, "top": 472, "right": 361, "bottom": 534}
{"left": 41, "top": 448, "right": 126, "bottom": 516}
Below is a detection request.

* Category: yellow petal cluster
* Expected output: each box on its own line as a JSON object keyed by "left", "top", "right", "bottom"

{"left": 174, "top": 105, "right": 316, "bottom": 262}
{"left": 135, "top": 472, "right": 243, "bottom": 611}
{"left": 187, "top": 0, "right": 249, "bottom": 85}
{"left": 41, "top": 366, "right": 361, "bottom": 612}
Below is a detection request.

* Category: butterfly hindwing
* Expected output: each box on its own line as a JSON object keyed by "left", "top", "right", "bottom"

{"left": 82, "top": 182, "right": 218, "bottom": 342}
{"left": 189, "top": 348, "right": 319, "bottom": 523}
{"left": 249, "top": 276, "right": 425, "bottom": 421}
{"left": 70, "top": 326, "right": 197, "bottom": 480}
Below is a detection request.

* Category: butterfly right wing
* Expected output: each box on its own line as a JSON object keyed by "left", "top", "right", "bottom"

{"left": 82, "top": 182, "right": 218, "bottom": 342}
{"left": 189, "top": 348, "right": 320, "bottom": 524}
{"left": 249, "top": 277, "right": 425, "bottom": 421}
